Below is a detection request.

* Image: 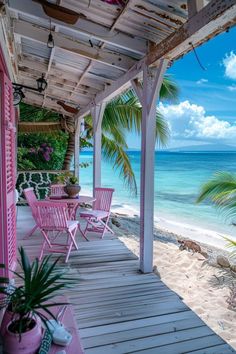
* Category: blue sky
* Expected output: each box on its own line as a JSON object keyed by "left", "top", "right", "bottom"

{"left": 127, "top": 27, "right": 236, "bottom": 149}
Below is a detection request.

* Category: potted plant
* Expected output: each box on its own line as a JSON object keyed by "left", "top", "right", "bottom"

{"left": 0, "top": 247, "right": 73, "bottom": 354}
{"left": 53, "top": 171, "right": 72, "bottom": 185}
{"left": 64, "top": 175, "right": 81, "bottom": 198}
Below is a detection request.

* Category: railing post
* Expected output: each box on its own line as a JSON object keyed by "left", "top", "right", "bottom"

{"left": 74, "top": 118, "right": 81, "bottom": 181}
{"left": 132, "top": 59, "right": 168, "bottom": 273}
{"left": 91, "top": 103, "right": 106, "bottom": 196}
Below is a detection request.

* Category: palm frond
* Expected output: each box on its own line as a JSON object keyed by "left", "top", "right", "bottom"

{"left": 83, "top": 75, "right": 178, "bottom": 194}
{"left": 102, "top": 134, "right": 137, "bottom": 194}
{"left": 196, "top": 171, "right": 236, "bottom": 221}
{"left": 155, "top": 111, "right": 170, "bottom": 147}
{"left": 160, "top": 75, "right": 179, "bottom": 102}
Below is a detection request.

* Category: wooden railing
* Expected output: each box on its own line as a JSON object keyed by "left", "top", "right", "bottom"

{"left": 16, "top": 170, "right": 74, "bottom": 200}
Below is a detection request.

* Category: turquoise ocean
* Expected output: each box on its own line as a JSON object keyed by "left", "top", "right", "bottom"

{"left": 79, "top": 151, "right": 236, "bottom": 237}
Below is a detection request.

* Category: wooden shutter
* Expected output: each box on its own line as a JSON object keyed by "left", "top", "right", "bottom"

{"left": 0, "top": 71, "right": 17, "bottom": 277}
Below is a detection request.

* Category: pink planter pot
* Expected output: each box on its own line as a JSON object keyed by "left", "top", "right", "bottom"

{"left": 3, "top": 317, "right": 42, "bottom": 354}
{"left": 0, "top": 309, "right": 14, "bottom": 336}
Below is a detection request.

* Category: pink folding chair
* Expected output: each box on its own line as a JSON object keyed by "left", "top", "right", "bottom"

{"left": 34, "top": 201, "right": 79, "bottom": 263}
{"left": 23, "top": 187, "right": 39, "bottom": 238}
{"left": 50, "top": 184, "right": 66, "bottom": 197}
{"left": 80, "top": 187, "right": 114, "bottom": 239}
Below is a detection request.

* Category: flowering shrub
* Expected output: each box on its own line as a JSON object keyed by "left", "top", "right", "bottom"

{"left": 29, "top": 143, "right": 54, "bottom": 162}
{"left": 39, "top": 143, "right": 54, "bottom": 161}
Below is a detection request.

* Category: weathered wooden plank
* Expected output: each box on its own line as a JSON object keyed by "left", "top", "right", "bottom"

{"left": 83, "top": 318, "right": 205, "bottom": 348}
{"left": 188, "top": 343, "right": 236, "bottom": 353}
{"left": 134, "top": 336, "right": 228, "bottom": 354}
{"left": 74, "top": 301, "right": 188, "bottom": 328}
{"left": 84, "top": 329, "right": 220, "bottom": 354}
{"left": 79, "top": 310, "right": 195, "bottom": 337}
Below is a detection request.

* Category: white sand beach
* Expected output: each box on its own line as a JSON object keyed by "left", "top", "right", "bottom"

{"left": 110, "top": 211, "right": 236, "bottom": 350}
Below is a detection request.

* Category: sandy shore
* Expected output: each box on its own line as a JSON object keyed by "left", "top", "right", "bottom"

{"left": 111, "top": 212, "right": 236, "bottom": 350}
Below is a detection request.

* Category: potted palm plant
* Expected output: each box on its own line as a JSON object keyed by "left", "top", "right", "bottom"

{"left": 64, "top": 175, "right": 81, "bottom": 198}
{"left": 0, "top": 247, "right": 73, "bottom": 354}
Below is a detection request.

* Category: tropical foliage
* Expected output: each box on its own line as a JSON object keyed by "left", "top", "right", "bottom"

{"left": 18, "top": 75, "right": 178, "bottom": 193}
{"left": 197, "top": 171, "right": 236, "bottom": 222}
{"left": 197, "top": 171, "right": 236, "bottom": 253}
{"left": 84, "top": 76, "right": 179, "bottom": 194}
{"left": 18, "top": 132, "right": 68, "bottom": 170}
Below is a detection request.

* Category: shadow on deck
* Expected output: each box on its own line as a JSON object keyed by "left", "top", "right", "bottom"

{"left": 17, "top": 207, "right": 236, "bottom": 354}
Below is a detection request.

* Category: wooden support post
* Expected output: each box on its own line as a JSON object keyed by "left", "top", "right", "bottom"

{"left": 132, "top": 59, "right": 168, "bottom": 273}
{"left": 187, "top": 0, "right": 206, "bottom": 18}
{"left": 74, "top": 118, "right": 81, "bottom": 180}
{"left": 91, "top": 103, "right": 106, "bottom": 196}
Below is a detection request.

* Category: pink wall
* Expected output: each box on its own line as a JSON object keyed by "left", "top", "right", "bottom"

{"left": 0, "top": 45, "right": 17, "bottom": 277}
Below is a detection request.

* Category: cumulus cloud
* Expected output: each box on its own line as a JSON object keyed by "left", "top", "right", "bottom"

{"left": 223, "top": 52, "right": 236, "bottom": 80}
{"left": 196, "top": 78, "right": 208, "bottom": 85}
{"left": 159, "top": 100, "right": 236, "bottom": 142}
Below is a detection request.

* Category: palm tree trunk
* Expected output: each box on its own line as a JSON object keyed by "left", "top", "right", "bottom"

{"left": 62, "top": 132, "right": 75, "bottom": 170}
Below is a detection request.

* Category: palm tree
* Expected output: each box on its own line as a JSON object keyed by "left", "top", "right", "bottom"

{"left": 83, "top": 75, "right": 179, "bottom": 194}
{"left": 18, "top": 76, "right": 178, "bottom": 194}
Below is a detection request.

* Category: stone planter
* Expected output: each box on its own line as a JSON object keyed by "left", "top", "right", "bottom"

{"left": 64, "top": 184, "right": 81, "bottom": 198}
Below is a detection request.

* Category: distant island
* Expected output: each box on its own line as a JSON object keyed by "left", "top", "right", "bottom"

{"left": 165, "top": 143, "right": 236, "bottom": 152}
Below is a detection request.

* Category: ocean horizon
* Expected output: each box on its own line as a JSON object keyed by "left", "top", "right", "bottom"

{"left": 79, "top": 150, "right": 236, "bottom": 239}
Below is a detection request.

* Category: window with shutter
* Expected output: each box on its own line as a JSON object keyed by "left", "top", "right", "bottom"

{"left": 0, "top": 71, "right": 17, "bottom": 278}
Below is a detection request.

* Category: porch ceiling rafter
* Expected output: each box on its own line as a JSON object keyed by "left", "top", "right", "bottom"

{"left": 18, "top": 72, "right": 96, "bottom": 102}
{"left": 76, "top": 0, "right": 236, "bottom": 119}
{"left": 18, "top": 56, "right": 115, "bottom": 88}
{"left": 14, "top": 20, "right": 136, "bottom": 72}
{"left": 69, "top": 1, "right": 133, "bottom": 103}
{"left": 8, "top": 0, "right": 147, "bottom": 56}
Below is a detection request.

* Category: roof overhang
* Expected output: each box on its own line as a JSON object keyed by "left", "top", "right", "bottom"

{"left": 1, "top": 0, "right": 236, "bottom": 117}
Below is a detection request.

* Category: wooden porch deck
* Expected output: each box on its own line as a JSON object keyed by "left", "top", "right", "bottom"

{"left": 17, "top": 207, "right": 236, "bottom": 354}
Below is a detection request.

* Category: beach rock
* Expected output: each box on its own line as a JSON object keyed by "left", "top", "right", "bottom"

{"left": 230, "top": 264, "right": 236, "bottom": 273}
{"left": 217, "top": 255, "right": 230, "bottom": 268}
{"left": 111, "top": 217, "right": 121, "bottom": 228}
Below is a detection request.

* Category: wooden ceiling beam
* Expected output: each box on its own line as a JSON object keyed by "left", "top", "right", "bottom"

{"left": 14, "top": 20, "right": 136, "bottom": 71}
{"left": 8, "top": 0, "right": 147, "bottom": 56}
{"left": 76, "top": 0, "right": 236, "bottom": 119}
{"left": 18, "top": 56, "right": 115, "bottom": 87}
{"left": 147, "top": 0, "right": 236, "bottom": 65}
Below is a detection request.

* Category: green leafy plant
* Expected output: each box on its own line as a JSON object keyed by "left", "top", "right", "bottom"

{"left": 197, "top": 171, "right": 236, "bottom": 222}
{"left": 54, "top": 171, "right": 73, "bottom": 184}
{"left": 0, "top": 247, "right": 74, "bottom": 336}
{"left": 68, "top": 176, "right": 79, "bottom": 185}
{"left": 197, "top": 171, "right": 236, "bottom": 256}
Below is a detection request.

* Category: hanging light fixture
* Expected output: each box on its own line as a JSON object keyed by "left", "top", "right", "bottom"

{"left": 13, "top": 87, "right": 25, "bottom": 106}
{"left": 12, "top": 74, "right": 48, "bottom": 106}
{"left": 47, "top": 19, "right": 54, "bottom": 48}
{"left": 36, "top": 74, "right": 48, "bottom": 92}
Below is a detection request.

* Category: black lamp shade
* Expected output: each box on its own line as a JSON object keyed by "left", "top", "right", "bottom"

{"left": 37, "top": 74, "right": 48, "bottom": 93}
{"left": 13, "top": 87, "right": 25, "bottom": 106}
{"left": 47, "top": 33, "right": 54, "bottom": 48}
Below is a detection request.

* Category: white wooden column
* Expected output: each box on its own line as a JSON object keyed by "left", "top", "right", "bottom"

{"left": 91, "top": 103, "right": 106, "bottom": 195}
{"left": 74, "top": 118, "right": 81, "bottom": 180}
{"left": 132, "top": 59, "right": 168, "bottom": 273}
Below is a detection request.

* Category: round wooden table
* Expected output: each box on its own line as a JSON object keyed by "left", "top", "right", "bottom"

{"left": 49, "top": 195, "right": 95, "bottom": 219}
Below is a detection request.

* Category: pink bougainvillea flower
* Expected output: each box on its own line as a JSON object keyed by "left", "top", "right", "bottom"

{"left": 101, "top": 0, "right": 125, "bottom": 5}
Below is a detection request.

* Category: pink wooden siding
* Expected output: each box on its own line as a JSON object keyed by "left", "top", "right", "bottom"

{"left": 0, "top": 70, "right": 17, "bottom": 277}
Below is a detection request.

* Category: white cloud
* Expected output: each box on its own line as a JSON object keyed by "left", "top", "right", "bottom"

{"left": 228, "top": 85, "right": 236, "bottom": 92}
{"left": 196, "top": 78, "right": 208, "bottom": 85}
{"left": 223, "top": 52, "right": 236, "bottom": 80}
{"left": 159, "top": 100, "right": 236, "bottom": 142}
